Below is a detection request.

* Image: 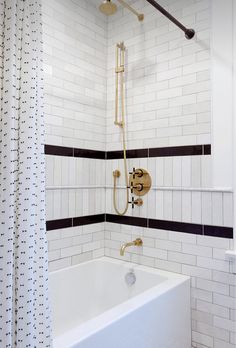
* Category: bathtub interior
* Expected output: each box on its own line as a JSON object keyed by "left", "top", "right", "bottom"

{"left": 50, "top": 257, "right": 169, "bottom": 337}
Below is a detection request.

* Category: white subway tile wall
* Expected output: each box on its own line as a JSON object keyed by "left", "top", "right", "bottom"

{"left": 46, "top": 155, "right": 105, "bottom": 220}
{"left": 48, "top": 223, "right": 105, "bottom": 271}
{"left": 42, "top": 0, "right": 107, "bottom": 150}
{"left": 43, "top": 0, "right": 107, "bottom": 266}
{"left": 105, "top": 156, "right": 233, "bottom": 226}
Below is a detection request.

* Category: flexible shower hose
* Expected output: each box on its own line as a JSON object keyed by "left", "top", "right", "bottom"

{"left": 113, "top": 126, "right": 129, "bottom": 216}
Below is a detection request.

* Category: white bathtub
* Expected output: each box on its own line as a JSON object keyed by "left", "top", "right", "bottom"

{"left": 50, "top": 257, "right": 191, "bottom": 348}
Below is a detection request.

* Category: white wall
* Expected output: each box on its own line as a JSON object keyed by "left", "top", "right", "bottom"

{"left": 211, "top": 0, "right": 233, "bottom": 189}
{"left": 42, "top": 0, "right": 107, "bottom": 151}
{"left": 233, "top": 0, "right": 236, "bottom": 248}
{"left": 48, "top": 223, "right": 105, "bottom": 272}
{"left": 42, "top": 0, "right": 107, "bottom": 268}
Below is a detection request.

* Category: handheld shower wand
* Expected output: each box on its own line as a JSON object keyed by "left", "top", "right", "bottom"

{"left": 113, "top": 42, "right": 129, "bottom": 216}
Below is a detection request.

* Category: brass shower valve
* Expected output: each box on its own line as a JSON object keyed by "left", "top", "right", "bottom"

{"left": 136, "top": 169, "right": 144, "bottom": 177}
{"left": 128, "top": 182, "right": 143, "bottom": 194}
{"left": 129, "top": 168, "right": 152, "bottom": 197}
{"left": 135, "top": 183, "right": 143, "bottom": 192}
{"left": 128, "top": 197, "right": 143, "bottom": 209}
{"left": 129, "top": 167, "right": 144, "bottom": 179}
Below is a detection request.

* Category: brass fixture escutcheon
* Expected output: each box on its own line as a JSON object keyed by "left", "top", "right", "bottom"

{"left": 129, "top": 168, "right": 152, "bottom": 196}
{"left": 128, "top": 197, "right": 143, "bottom": 208}
{"left": 113, "top": 169, "right": 121, "bottom": 178}
{"left": 134, "top": 198, "right": 143, "bottom": 206}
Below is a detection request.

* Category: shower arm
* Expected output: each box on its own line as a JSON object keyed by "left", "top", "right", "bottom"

{"left": 117, "top": 0, "right": 144, "bottom": 21}
{"left": 145, "top": 0, "right": 195, "bottom": 39}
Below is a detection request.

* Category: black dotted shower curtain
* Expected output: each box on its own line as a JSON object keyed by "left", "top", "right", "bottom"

{"left": 0, "top": 1, "right": 52, "bottom": 346}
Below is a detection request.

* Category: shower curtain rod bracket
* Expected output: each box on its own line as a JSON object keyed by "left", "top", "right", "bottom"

{"left": 145, "top": 0, "right": 195, "bottom": 40}
{"left": 185, "top": 28, "right": 195, "bottom": 40}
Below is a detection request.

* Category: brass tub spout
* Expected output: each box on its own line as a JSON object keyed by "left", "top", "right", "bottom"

{"left": 120, "top": 238, "right": 143, "bottom": 256}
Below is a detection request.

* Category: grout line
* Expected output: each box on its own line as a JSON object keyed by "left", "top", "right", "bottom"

{"left": 46, "top": 185, "right": 233, "bottom": 192}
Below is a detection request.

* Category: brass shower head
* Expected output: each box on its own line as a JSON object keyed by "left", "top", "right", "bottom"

{"left": 99, "top": 0, "right": 144, "bottom": 21}
{"left": 99, "top": 0, "right": 118, "bottom": 16}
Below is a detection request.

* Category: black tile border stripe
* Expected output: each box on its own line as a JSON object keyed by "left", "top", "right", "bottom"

{"left": 107, "top": 148, "right": 149, "bottom": 160}
{"left": 203, "top": 225, "right": 233, "bottom": 239}
{"left": 46, "top": 218, "right": 72, "bottom": 231}
{"left": 73, "top": 214, "right": 105, "bottom": 227}
{"left": 45, "top": 145, "right": 73, "bottom": 157}
{"left": 74, "top": 148, "right": 106, "bottom": 160}
{"left": 46, "top": 214, "right": 105, "bottom": 231}
{"left": 46, "top": 213, "right": 233, "bottom": 239}
{"left": 204, "top": 144, "right": 211, "bottom": 155}
{"left": 45, "top": 144, "right": 211, "bottom": 160}
{"left": 148, "top": 218, "right": 203, "bottom": 235}
{"left": 149, "top": 145, "right": 203, "bottom": 157}
{"left": 106, "top": 214, "right": 233, "bottom": 239}
{"left": 45, "top": 145, "right": 106, "bottom": 159}
{"left": 106, "top": 214, "right": 147, "bottom": 227}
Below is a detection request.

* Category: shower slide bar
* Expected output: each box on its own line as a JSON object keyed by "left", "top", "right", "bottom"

{"left": 145, "top": 0, "right": 195, "bottom": 40}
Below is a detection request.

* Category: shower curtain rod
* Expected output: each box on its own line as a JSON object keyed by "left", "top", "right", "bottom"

{"left": 145, "top": 0, "right": 195, "bottom": 40}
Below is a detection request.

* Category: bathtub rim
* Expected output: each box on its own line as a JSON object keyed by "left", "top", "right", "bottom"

{"left": 50, "top": 256, "right": 187, "bottom": 280}
{"left": 51, "top": 256, "right": 190, "bottom": 348}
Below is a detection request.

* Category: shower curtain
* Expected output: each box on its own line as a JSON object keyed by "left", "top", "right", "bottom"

{"left": 0, "top": 0, "right": 51, "bottom": 347}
